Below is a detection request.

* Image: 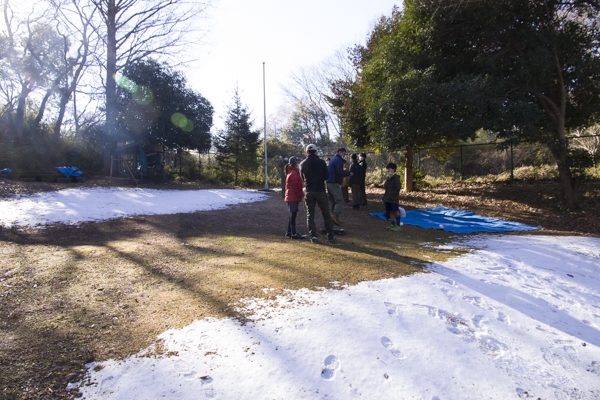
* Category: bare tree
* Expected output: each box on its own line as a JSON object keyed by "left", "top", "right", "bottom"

{"left": 281, "top": 49, "right": 356, "bottom": 147}
{"left": 0, "top": 1, "right": 62, "bottom": 139}
{"left": 40, "top": 0, "right": 99, "bottom": 141}
{"left": 87, "top": 0, "right": 211, "bottom": 173}
{"left": 0, "top": 0, "right": 99, "bottom": 142}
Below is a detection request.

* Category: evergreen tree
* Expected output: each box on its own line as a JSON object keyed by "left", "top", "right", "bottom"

{"left": 331, "top": 1, "right": 600, "bottom": 206}
{"left": 116, "top": 59, "right": 213, "bottom": 152}
{"left": 214, "top": 89, "right": 260, "bottom": 185}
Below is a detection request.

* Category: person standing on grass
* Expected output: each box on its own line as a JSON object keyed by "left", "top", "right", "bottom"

{"left": 284, "top": 156, "right": 304, "bottom": 239}
{"left": 358, "top": 152, "right": 368, "bottom": 206}
{"left": 383, "top": 162, "right": 403, "bottom": 231}
{"left": 299, "top": 144, "right": 335, "bottom": 244}
{"left": 326, "top": 148, "right": 352, "bottom": 225}
{"left": 349, "top": 153, "right": 362, "bottom": 210}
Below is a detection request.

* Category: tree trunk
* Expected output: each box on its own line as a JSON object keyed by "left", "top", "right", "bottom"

{"left": 15, "top": 83, "right": 32, "bottom": 139}
{"left": 547, "top": 139, "right": 577, "bottom": 209}
{"left": 536, "top": 57, "right": 577, "bottom": 209}
{"left": 53, "top": 89, "right": 72, "bottom": 142}
{"left": 404, "top": 145, "right": 414, "bottom": 192}
{"left": 34, "top": 87, "right": 55, "bottom": 130}
{"left": 103, "top": 0, "right": 118, "bottom": 175}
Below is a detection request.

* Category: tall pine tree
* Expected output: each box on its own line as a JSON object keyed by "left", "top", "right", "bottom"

{"left": 214, "top": 89, "right": 260, "bottom": 185}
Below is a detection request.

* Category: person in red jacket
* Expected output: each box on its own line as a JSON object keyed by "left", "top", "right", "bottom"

{"left": 284, "top": 156, "right": 304, "bottom": 239}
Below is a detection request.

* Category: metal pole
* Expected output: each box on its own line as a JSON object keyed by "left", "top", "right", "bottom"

{"left": 263, "top": 62, "right": 269, "bottom": 190}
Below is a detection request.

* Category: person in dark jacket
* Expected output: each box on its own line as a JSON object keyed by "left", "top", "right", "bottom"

{"left": 382, "top": 162, "right": 402, "bottom": 231}
{"left": 299, "top": 144, "right": 335, "bottom": 243}
{"left": 358, "top": 152, "right": 368, "bottom": 206}
{"left": 326, "top": 148, "right": 352, "bottom": 225}
{"left": 284, "top": 156, "right": 304, "bottom": 239}
{"left": 349, "top": 153, "right": 363, "bottom": 210}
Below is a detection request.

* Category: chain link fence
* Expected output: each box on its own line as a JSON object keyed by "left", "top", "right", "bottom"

{"left": 161, "top": 134, "right": 600, "bottom": 187}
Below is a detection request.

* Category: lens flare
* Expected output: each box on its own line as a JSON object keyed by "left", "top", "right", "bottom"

{"left": 171, "top": 113, "right": 194, "bottom": 132}
{"left": 132, "top": 86, "right": 154, "bottom": 105}
{"left": 115, "top": 74, "right": 137, "bottom": 93}
{"left": 115, "top": 74, "right": 154, "bottom": 105}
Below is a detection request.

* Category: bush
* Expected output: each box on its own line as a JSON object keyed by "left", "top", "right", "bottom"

{"left": 0, "top": 136, "right": 103, "bottom": 178}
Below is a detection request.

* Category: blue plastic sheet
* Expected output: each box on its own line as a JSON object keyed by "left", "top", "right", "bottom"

{"left": 0, "top": 168, "right": 12, "bottom": 174}
{"left": 55, "top": 166, "right": 83, "bottom": 178}
{"left": 370, "top": 206, "right": 539, "bottom": 234}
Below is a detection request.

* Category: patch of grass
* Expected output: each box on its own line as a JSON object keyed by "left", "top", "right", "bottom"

{"left": 1, "top": 179, "right": 598, "bottom": 399}
{"left": 0, "top": 194, "right": 458, "bottom": 399}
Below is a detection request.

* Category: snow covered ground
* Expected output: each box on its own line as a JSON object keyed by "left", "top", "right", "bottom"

{"left": 1, "top": 188, "right": 599, "bottom": 399}
{"left": 0, "top": 187, "right": 268, "bottom": 228}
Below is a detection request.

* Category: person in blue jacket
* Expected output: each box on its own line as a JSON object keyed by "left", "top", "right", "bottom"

{"left": 326, "top": 148, "right": 352, "bottom": 225}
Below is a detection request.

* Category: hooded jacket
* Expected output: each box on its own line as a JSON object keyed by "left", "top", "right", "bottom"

{"left": 284, "top": 164, "right": 303, "bottom": 202}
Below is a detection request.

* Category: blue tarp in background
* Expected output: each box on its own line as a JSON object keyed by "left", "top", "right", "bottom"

{"left": 55, "top": 166, "right": 83, "bottom": 178}
{"left": 370, "top": 206, "right": 539, "bottom": 234}
{"left": 0, "top": 168, "right": 12, "bottom": 174}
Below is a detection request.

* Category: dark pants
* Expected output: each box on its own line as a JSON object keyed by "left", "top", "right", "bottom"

{"left": 326, "top": 182, "right": 344, "bottom": 217}
{"left": 359, "top": 183, "right": 367, "bottom": 206}
{"left": 351, "top": 183, "right": 361, "bottom": 206}
{"left": 304, "top": 191, "right": 334, "bottom": 238}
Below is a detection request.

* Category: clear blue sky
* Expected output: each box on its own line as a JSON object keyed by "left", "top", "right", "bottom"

{"left": 185, "top": 0, "right": 400, "bottom": 131}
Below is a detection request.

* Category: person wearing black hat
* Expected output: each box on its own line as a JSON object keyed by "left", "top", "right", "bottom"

{"left": 299, "top": 144, "right": 335, "bottom": 243}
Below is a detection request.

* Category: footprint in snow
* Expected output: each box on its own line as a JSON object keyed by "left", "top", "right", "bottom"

{"left": 321, "top": 355, "right": 341, "bottom": 380}
{"left": 381, "top": 336, "right": 406, "bottom": 359}
{"left": 294, "top": 318, "right": 307, "bottom": 331}
{"left": 497, "top": 312, "right": 511, "bottom": 325}
{"left": 384, "top": 302, "right": 403, "bottom": 317}
{"left": 563, "top": 345, "right": 581, "bottom": 362}
{"left": 183, "top": 328, "right": 198, "bottom": 344}
{"left": 173, "top": 358, "right": 196, "bottom": 379}
{"left": 588, "top": 361, "right": 600, "bottom": 376}
{"left": 472, "top": 315, "right": 486, "bottom": 328}
{"left": 477, "top": 334, "right": 507, "bottom": 358}
{"left": 413, "top": 304, "right": 439, "bottom": 318}
{"left": 200, "top": 376, "right": 216, "bottom": 398}
{"left": 440, "top": 277, "right": 456, "bottom": 285}
{"left": 462, "top": 295, "right": 491, "bottom": 310}
{"left": 542, "top": 348, "right": 578, "bottom": 375}
{"left": 99, "top": 375, "right": 117, "bottom": 391}
{"left": 440, "top": 287, "right": 455, "bottom": 300}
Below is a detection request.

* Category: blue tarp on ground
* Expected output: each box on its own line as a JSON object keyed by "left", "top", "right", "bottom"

{"left": 0, "top": 168, "right": 12, "bottom": 174}
{"left": 55, "top": 166, "right": 83, "bottom": 178}
{"left": 370, "top": 206, "right": 540, "bottom": 234}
